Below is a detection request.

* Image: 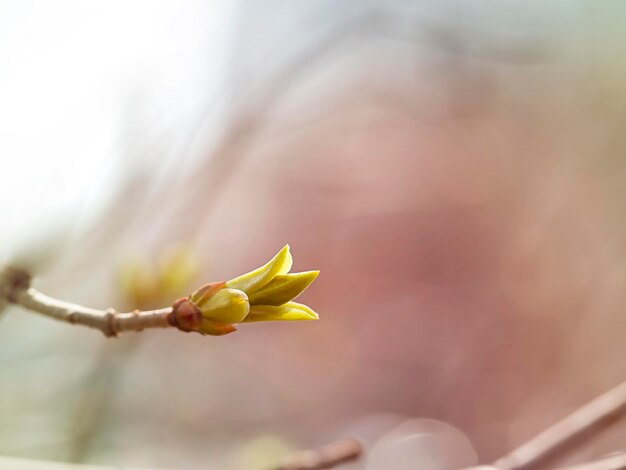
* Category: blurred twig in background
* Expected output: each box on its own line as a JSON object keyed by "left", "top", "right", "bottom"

{"left": 66, "top": 246, "right": 199, "bottom": 462}
{"left": 274, "top": 438, "right": 362, "bottom": 470}
{"left": 558, "top": 452, "right": 626, "bottom": 470}
{"left": 493, "top": 380, "right": 626, "bottom": 470}
{"left": 66, "top": 340, "right": 138, "bottom": 463}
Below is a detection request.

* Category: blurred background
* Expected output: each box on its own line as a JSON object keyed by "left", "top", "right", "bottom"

{"left": 0, "top": 1, "right": 625, "bottom": 469}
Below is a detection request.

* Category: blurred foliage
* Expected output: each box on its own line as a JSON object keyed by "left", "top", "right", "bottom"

{"left": 237, "top": 435, "right": 295, "bottom": 470}
{"left": 119, "top": 244, "right": 198, "bottom": 309}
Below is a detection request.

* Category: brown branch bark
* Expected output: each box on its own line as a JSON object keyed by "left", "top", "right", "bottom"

{"left": 557, "top": 452, "right": 626, "bottom": 470}
{"left": 274, "top": 438, "right": 362, "bottom": 470}
{"left": 467, "top": 452, "right": 626, "bottom": 470}
{"left": 491, "top": 380, "right": 626, "bottom": 470}
{"left": 1, "top": 267, "right": 173, "bottom": 337}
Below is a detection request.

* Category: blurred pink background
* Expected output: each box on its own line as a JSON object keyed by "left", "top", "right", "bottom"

{"left": 0, "top": 1, "right": 625, "bottom": 469}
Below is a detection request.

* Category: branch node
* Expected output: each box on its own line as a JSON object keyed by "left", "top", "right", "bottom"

{"left": 103, "top": 308, "right": 118, "bottom": 338}
{"left": 1, "top": 267, "right": 31, "bottom": 303}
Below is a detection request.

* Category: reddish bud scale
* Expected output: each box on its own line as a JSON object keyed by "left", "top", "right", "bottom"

{"left": 169, "top": 297, "right": 202, "bottom": 332}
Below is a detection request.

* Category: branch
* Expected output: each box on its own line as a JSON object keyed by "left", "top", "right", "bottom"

{"left": 466, "top": 452, "right": 626, "bottom": 470}
{"left": 274, "top": 438, "right": 362, "bottom": 470}
{"left": 492, "top": 380, "right": 626, "bottom": 470}
{"left": 1, "top": 267, "right": 174, "bottom": 337}
{"left": 1, "top": 244, "right": 320, "bottom": 337}
{"left": 557, "top": 452, "right": 626, "bottom": 470}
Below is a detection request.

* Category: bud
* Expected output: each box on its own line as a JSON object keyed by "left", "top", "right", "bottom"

{"left": 199, "top": 288, "right": 250, "bottom": 324}
{"left": 171, "top": 245, "right": 319, "bottom": 336}
{"left": 169, "top": 297, "right": 202, "bottom": 332}
{"left": 247, "top": 271, "right": 319, "bottom": 306}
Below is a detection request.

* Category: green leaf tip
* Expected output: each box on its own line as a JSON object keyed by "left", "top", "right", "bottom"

{"left": 244, "top": 302, "right": 319, "bottom": 322}
{"left": 226, "top": 245, "right": 293, "bottom": 293}
{"left": 179, "top": 245, "right": 319, "bottom": 335}
{"left": 248, "top": 270, "right": 319, "bottom": 306}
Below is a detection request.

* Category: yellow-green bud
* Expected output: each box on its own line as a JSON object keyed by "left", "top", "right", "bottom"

{"left": 199, "top": 288, "right": 249, "bottom": 324}
{"left": 171, "top": 245, "right": 319, "bottom": 336}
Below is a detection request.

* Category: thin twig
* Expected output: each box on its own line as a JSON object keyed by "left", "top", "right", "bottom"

{"left": 493, "top": 380, "right": 626, "bottom": 470}
{"left": 274, "top": 438, "right": 362, "bottom": 470}
{"left": 67, "top": 338, "right": 141, "bottom": 461}
{"left": 14, "top": 288, "right": 172, "bottom": 337}
{"left": 557, "top": 452, "right": 626, "bottom": 470}
{"left": 1, "top": 268, "right": 173, "bottom": 337}
{"left": 466, "top": 452, "right": 626, "bottom": 470}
